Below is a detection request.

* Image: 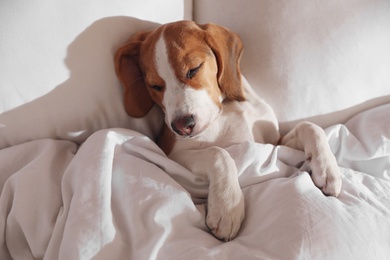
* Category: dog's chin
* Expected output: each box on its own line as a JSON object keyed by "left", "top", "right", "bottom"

{"left": 175, "top": 133, "right": 196, "bottom": 139}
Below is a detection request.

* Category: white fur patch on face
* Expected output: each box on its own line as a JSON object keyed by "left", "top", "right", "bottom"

{"left": 155, "top": 34, "right": 221, "bottom": 137}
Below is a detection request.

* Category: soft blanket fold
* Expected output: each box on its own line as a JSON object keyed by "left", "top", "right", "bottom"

{"left": 1, "top": 104, "right": 390, "bottom": 259}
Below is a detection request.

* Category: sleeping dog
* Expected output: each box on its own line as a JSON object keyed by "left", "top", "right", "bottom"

{"left": 114, "top": 20, "right": 342, "bottom": 241}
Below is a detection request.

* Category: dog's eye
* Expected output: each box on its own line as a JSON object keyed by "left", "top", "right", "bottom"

{"left": 186, "top": 63, "right": 202, "bottom": 79}
{"left": 150, "top": 85, "right": 163, "bottom": 91}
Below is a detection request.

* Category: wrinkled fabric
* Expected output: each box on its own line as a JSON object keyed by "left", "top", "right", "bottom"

{"left": 0, "top": 105, "right": 390, "bottom": 259}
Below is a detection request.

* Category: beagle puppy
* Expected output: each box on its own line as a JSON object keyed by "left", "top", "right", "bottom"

{"left": 115, "top": 20, "right": 342, "bottom": 241}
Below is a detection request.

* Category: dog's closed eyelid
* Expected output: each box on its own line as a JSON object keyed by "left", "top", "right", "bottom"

{"left": 186, "top": 63, "right": 203, "bottom": 79}
{"left": 146, "top": 78, "right": 165, "bottom": 92}
{"left": 150, "top": 85, "right": 164, "bottom": 91}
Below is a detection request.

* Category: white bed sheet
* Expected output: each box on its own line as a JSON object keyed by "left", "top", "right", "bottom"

{"left": 0, "top": 104, "right": 389, "bottom": 259}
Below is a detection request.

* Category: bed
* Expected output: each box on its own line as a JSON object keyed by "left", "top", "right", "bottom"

{"left": 1, "top": 0, "right": 390, "bottom": 259}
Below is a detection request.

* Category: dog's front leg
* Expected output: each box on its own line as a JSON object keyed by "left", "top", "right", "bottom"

{"left": 280, "top": 121, "right": 342, "bottom": 196}
{"left": 170, "top": 147, "right": 245, "bottom": 241}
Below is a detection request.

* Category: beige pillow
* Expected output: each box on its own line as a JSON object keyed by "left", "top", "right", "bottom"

{"left": 194, "top": 0, "right": 390, "bottom": 133}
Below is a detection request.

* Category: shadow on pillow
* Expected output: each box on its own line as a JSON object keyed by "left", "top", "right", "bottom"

{"left": 0, "top": 16, "right": 164, "bottom": 149}
{"left": 279, "top": 94, "right": 390, "bottom": 136}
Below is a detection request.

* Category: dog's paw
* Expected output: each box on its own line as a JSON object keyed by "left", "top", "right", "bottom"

{"left": 206, "top": 189, "right": 245, "bottom": 241}
{"left": 309, "top": 150, "right": 342, "bottom": 197}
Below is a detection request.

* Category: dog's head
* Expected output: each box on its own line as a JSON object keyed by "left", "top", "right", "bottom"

{"left": 115, "top": 20, "right": 244, "bottom": 138}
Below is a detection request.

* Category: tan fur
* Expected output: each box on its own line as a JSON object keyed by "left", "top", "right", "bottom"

{"left": 114, "top": 21, "right": 342, "bottom": 241}
{"left": 114, "top": 21, "right": 245, "bottom": 119}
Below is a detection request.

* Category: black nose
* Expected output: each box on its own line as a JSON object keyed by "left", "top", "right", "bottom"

{"left": 171, "top": 115, "right": 196, "bottom": 136}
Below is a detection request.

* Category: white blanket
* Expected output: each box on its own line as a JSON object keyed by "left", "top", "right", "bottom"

{"left": 1, "top": 104, "right": 390, "bottom": 259}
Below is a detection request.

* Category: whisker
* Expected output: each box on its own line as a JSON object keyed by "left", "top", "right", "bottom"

{"left": 129, "top": 75, "right": 146, "bottom": 86}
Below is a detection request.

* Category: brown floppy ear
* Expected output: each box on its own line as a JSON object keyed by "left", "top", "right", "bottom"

{"left": 114, "top": 31, "right": 154, "bottom": 118}
{"left": 199, "top": 23, "right": 245, "bottom": 101}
